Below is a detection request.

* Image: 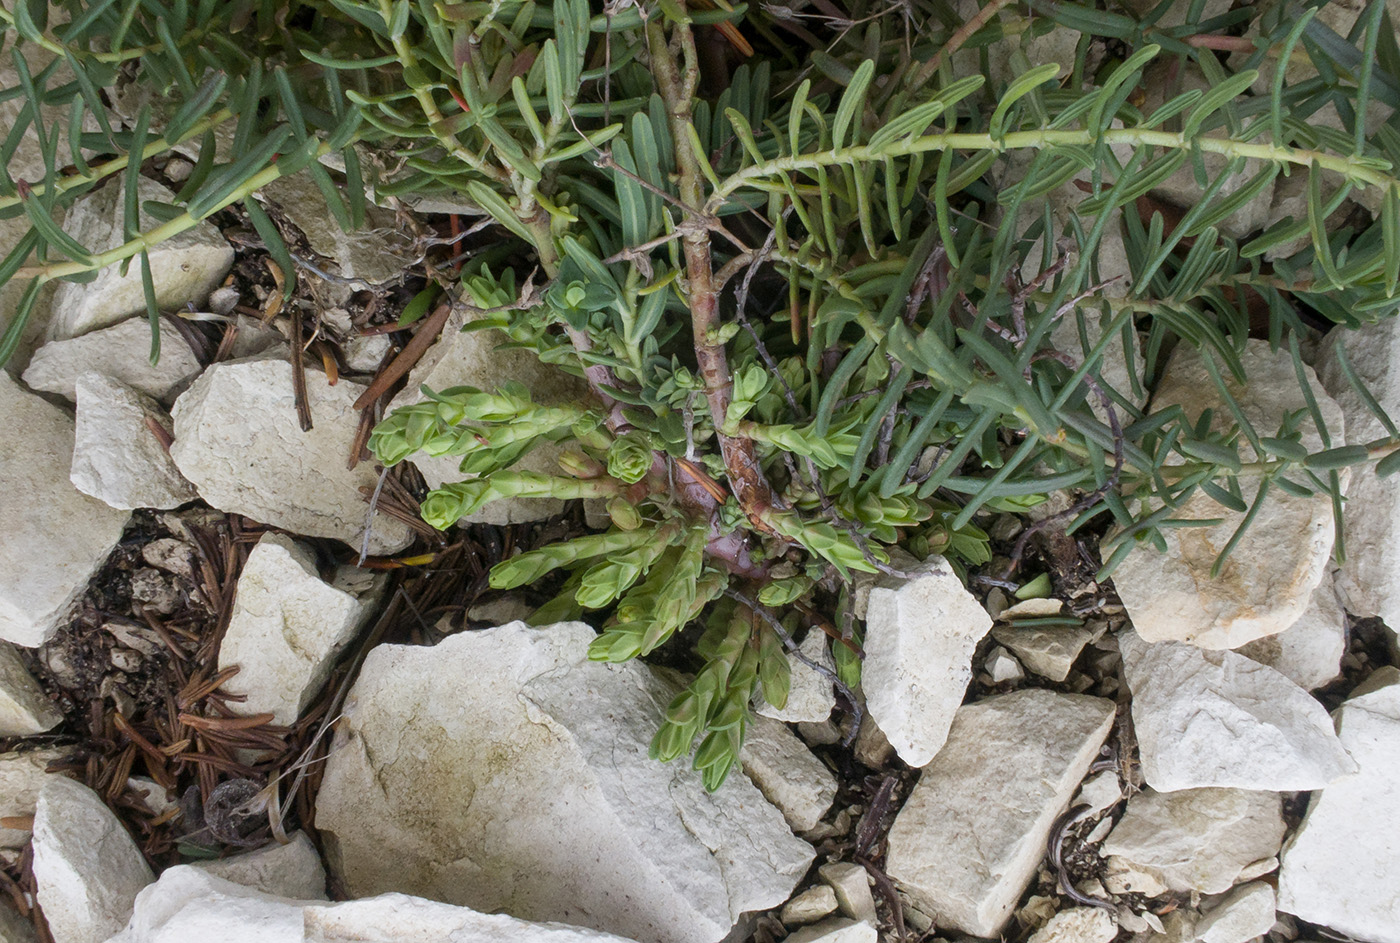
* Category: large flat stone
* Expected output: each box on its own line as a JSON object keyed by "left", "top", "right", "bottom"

{"left": 169, "top": 359, "right": 413, "bottom": 555}
{"left": 862, "top": 555, "right": 993, "bottom": 767}
{"left": 1100, "top": 787, "right": 1285, "bottom": 895}
{"left": 1112, "top": 341, "right": 1342, "bottom": 649}
{"left": 0, "top": 373, "right": 131, "bottom": 647}
{"left": 1120, "top": 630, "right": 1356, "bottom": 792}
{"left": 1317, "top": 319, "right": 1400, "bottom": 631}
{"left": 386, "top": 313, "right": 590, "bottom": 525}
{"left": 22, "top": 318, "right": 202, "bottom": 406}
{"left": 71, "top": 374, "right": 197, "bottom": 511}
{"left": 218, "top": 533, "right": 377, "bottom": 725}
{"left": 1236, "top": 575, "right": 1345, "bottom": 690}
{"left": 315, "top": 622, "right": 812, "bottom": 943}
{"left": 884, "top": 689, "right": 1115, "bottom": 938}
{"left": 1278, "top": 671, "right": 1400, "bottom": 943}
{"left": 108, "top": 867, "right": 648, "bottom": 943}
{"left": 47, "top": 177, "right": 233, "bottom": 340}
{"left": 32, "top": 777, "right": 153, "bottom": 943}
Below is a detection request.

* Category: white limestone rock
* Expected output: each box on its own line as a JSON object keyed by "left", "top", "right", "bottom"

{"left": 218, "top": 533, "right": 379, "bottom": 726}
{"left": 190, "top": 832, "right": 327, "bottom": 900}
{"left": 1074, "top": 770, "right": 1122, "bottom": 817}
{"left": 739, "top": 714, "right": 837, "bottom": 834}
{"left": 1100, "top": 788, "right": 1285, "bottom": 895}
{"left": 1195, "top": 883, "right": 1276, "bottom": 943}
{"left": 817, "top": 863, "right": 876, "bottom": 923}
{"left": 1119, "top": 630, "right": 1356, "bottom": 792}
{"left": 756, "top": 629, "right": 835, "bottom": 723}
{"left": 0, "top": 643, "right": 60, "bottom": 736}
{"left": 22, "top": 319, "right": 202, "bottom": 406}
{"left": 1317, "top": 319, "right": 1400, "bottom": 631}
{"left": 315, "top": 622, "right": 812, "bottom": 943}
{"left": 782, "top": 919, "right": 877, "bottom": 943}
{"left": 1237, "top": 576, "right": 1346, "bottom": 691}
{"left": 108, "top": 867, "right": 649, "bottom": 943}
{"left": 862, "top": 555, "right": 993, "bottom": 767}
{"left": 985, "top": 646, "right": 1024, "bottom": 683}
{"left": 0, "top": 750, "right": 66, "bottom": 850}
{"left": 169, "top": 359, "right": 413, "bottom": 554}
{"left": 990, "top": 624, "right": 1093, "bottom": 683}
{"left": 1277, "top": 672, "right": 1400, "bottom": 943}
{"left": 32, "top": 777, "right": 153, "bottom": 943}
{"left": 1112, "top": 341, "right": 1343, "bottom": 650}
{"left": 256, "top": 176, "right": 414, "bottom": 285}
{"left": 0, "top": 373, "right": 130, "bottom": 647}
{"left": 71, "top": 374, "right": 197, "bottom": 511}
{"left": 385, "top": 313, "right": 590, "bottom": 524}
{"left": 781, "top": 886, "right": 838, "bottom": 926}
{"left": 885, "top": 689, "right": 1115, "bottom": 938}
{"left": 47, "top": 178, "right": 233, "bottom": 341}
{"left": 1027, "top": 907, "right": 1117, "bottom": 943}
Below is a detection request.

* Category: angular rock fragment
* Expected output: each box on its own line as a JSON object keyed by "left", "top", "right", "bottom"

{"left": 315, "top": 623, "right": 812, "bottom": 943}
{"left": 0, "top": 643, "right": 61, "bottom": 736}
{"left": 169, "top": 359, "right": 413, "bottom": 554}
{"left": 47, "top": 178, "right": 234, "bottom": 340}
{"left": 0, "top": 373, "right": 130, "bottom": 647}
{"left": 781, "top": 886, "right": 838, "bottom": 926}
{"left": 256, "top": 176, "right": 415, "bottom": 285}
{"left": 22, "top": 318, "right": 203, "bottom": 405}
{"left": 1120, "top": 630, "right": 1356, "bottom": 791}
{"left": 885, "top": 689, "right": 1115, "bottom": 937}
{"left": 817, "top": 863, "right": 876, "bottom": 924}
{"left": 0, "top": 750, "right": 66, "bottom": 850}
{"left": 1100, "top": 787, "right": 1285, "bottom": 895}
{"left": 1278, "top": 671, "right": 1400, "bottom": 943}
{"left": 32, "top": 777, "right": 153, "bottom": 943}
{"left": 385, "top": 313, "right": 590, "bottom": 524}
{"left": 756, "top": 630, "right": 834, "bottom": 723}
{"left": 862, "top": 555, "right": 993, "bottom": 766}
{"left": 218, "top": 533, "right": 379, "bottom": 725}
{"left": 1317, "top": 319, "right": 1400, "bottom": 632}
{"left": 108, "top": 867, "right": 648, "bottom": 943}
{"left": 990, "top": 623, "right": 1092, "bottom": 683}
{"left": 71, "top": 374, "right": 197, "bottom": 511}
{"left": 1236, "top": 575, "right": 1346, "bottom": 690}
{"left": 1026, "top": 907, "right": 1117, "bottom": 943}
{"left": 739, "top": 714, "right": 837, "bottom": 833}
{"left": 782, "top": 919, "right": 877, "bottom": 943}
{"left": 190, "top": 832, "right": 326, "bottom": 900}
{"left": 1195, "top": 882, "right": 1276, "bottom": 943}
{"left": 1112, "top": 341, "right": 1343, "bottom": 649}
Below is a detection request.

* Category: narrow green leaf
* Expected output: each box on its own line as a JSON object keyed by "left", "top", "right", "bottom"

{"left": 832, "top": 59, "right": 875, "bottom": 151}
{"left": 990, "top": 64, "right": 1060, "bottom": 141}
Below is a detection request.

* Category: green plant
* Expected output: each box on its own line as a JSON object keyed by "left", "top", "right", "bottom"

{"left": 6, "top": 0, "right": 1400, "bottom": 788}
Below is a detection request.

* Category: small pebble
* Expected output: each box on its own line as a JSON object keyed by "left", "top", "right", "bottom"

{"left": 781, "top": 885, "right": 839, "bottom": 926}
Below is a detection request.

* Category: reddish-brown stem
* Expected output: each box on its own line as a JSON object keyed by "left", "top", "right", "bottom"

{"left": 1185, "top": 34, "right": 1259, "bottom": 52}
{"left": 646, "top": 15, "right": 779, "bottom": 533}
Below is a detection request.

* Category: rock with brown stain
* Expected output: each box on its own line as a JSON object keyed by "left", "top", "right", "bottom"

{"left": 315, "top": 622, "right": 812, "bottom": 943}
{"left": 1111, "top": 340, "right": 1343, "bottom": 650}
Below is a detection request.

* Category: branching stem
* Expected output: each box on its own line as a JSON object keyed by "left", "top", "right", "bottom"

{"left": 646, "top": 13, "right": 780, "bottom": 532}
